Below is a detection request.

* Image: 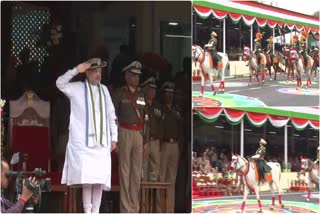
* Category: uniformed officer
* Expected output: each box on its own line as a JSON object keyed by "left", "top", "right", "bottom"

{"left": 158, "top": 81, "right": 182, "bottom": 213}
{"left": 141, "top": 77, "right": 162, "bottom": 182}
{"left": 254, "top": 32, "right": 263, "bottom": 64}
{"left": 251, "top": 138, "right": 271, "bottom": 184}
{"left": 112, "top": 60, "right": 145, "bottom": 213}
{"left": 267, "top": 36, "right": 274, "bottom": 55}
{"left": 292, "top": 35, "right": 300, "bottom": 51}
{"left": 299, "top": 31, "right": 309, "bottom": 66}
{"left": 204, "top": 31, "right": 219, "bottom": 68}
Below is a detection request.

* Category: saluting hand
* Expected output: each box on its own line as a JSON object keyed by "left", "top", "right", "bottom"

{"left": 76, "top": 62, "right": 91, "bottom": 73}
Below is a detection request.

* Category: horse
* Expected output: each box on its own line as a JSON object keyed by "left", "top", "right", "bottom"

{"left": 265, "top": 50, "right": 281, "bottom": 80}
{"left": 243, "top": 46, "right": 266, "bottom": 86}
{"left": 290, "top": 48, "right": 315, "bottom": 89}
{"left": 192, "top": 44, "right": 229, "bottom": 96}
{"left": 310, "top": 47, "right": 319, "bottom": 80}
{"left": 229, "top": 153, "right": 284, "bottom": 213}
{"left": 300, "top": 157, "right": 319, "bottom": 201}
{"left": 282, "top": 46, "right": 295, "bottom": 82}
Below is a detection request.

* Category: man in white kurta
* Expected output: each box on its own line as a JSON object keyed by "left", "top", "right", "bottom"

{"left": 56, "top": 58, "right": 117, "bottom": 213}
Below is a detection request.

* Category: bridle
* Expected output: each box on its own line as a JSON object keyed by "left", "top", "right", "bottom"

{"left": 192, "top": 46, "right": 201, "bottom": 62}
{"left": 232, "top": 155, "right": 248, "bottom": 174}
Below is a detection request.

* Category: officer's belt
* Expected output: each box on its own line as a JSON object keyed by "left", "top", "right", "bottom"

{"left": 120, "top": 123, "right": 143, "bottom": 131}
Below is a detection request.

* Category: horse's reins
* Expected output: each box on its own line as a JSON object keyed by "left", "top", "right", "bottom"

{"left": 233, "top": 156, "right": 249, "bottom": 175}
{"left": 233, "top": 156, "right": 256, "bottom": 191}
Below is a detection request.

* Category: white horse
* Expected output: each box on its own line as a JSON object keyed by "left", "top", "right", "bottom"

{"left": 229, "top": 153, "right": 284, "bottom": 213}
{"left": 300, "top": 157, "right": 319, "bottom": 201}
{"left": 243, "top": 46, "right": 266, "bottom": 86}
{"left": 192, "top": 44, "right": 229, "bottom": 96}
{"left": 289, "top": 49, "right": 314, "bottom": 89}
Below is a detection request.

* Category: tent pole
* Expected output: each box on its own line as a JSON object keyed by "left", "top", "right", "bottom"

{"left": 250, "top": 25, "right": 253, "bottom": 50}
{"left": 241, "top": 119, "right": 244, "bottom": 157}
{"left": 223, "top": 18, "right": 226, "bottom": 53}
{"left": 272, "top": 28, "right": 275, "bottom": 54}
{"left": 284, "top": 124, "right": 288, "bottom": 171}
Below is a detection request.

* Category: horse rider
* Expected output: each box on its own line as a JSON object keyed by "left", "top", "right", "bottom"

{"left": 251, "top": 138, "right": 271, "bottom": 184}
{"left": 299, "top": 31, "right": 309, "bottom": 67}
{"left": 204, "top": 31, "right": 219, "bottom": 68}
{"left": 292, "top": 35, "right": 300, "bottom": 51}
{"left": 314, "top": 146, "right": 320, "bottom": 165}
{"left": 254, "top": 32, "right": 263, "bottom": 65}
{"left": 266, "top": 36, "right": 274, "bottom": 62}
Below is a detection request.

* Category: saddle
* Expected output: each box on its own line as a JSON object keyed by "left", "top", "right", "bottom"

{"left": 252, "top": 161, "right": 272, "bottom": 183}
{"left": 300, "top": 54, "right": 312, "bottom": 67}
{"left": 206, "top": 51, "right": 223, "bottom": 69}
{"left": 266, "top": 52, "right": 278, "bottom": 64}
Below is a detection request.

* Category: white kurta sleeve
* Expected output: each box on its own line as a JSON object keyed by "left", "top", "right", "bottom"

{"left": 103, "top": 86, "right": 118, "bottom": 143}
{"left": 56, "top": 68, "right": 79, "bottom": 97}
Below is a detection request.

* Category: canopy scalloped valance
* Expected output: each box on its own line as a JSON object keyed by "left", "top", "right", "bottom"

{"left": 193, "top": 0, "right": 319, "bottom": 34}
{"left": 194, "top": 107, "right": 320, "bottom": 130}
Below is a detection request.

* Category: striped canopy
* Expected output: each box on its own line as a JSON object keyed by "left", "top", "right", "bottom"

{"left": 194, "top": 107, "right": 320, "bottom": 130}
{"left": 193, "top": 0, "right": 320, "bottom": 34}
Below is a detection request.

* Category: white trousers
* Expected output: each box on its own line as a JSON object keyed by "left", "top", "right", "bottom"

{"left": 82, "top": 184, "right": 103, "bottom": 213}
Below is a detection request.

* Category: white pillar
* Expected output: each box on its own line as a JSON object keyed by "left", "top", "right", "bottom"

{"left": 223, "top": 18, "right": 226, "bottom": 53}
{"left": 272, "top": 28, "right": 275, "bottom": 54}
{"left": 241, "top": 119, "right": 244, "bottom": 156}
{"left": 284, "top": 125, "right": 288, "bottom": 171}
{"left": 250, "top": 25, "right": 253, "bottom": 50}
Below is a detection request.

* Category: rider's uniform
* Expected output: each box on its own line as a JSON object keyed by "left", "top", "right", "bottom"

{"left": 267, "top": 37, "right": 274, "bottom": 61}
{"left": 300, "top": 36, "right": 308, "bottom": 66}
{"left": 254, "top": 33, "right": 262, "bottom": 64}
{"left": 205, "top": 31, "right": 218, "bottom": 68}
{"left": 251, "top": 138, "right": 271, "bottom": 183}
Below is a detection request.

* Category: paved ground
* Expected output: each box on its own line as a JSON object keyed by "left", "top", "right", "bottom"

{"left": 193, "top": 191, "right": 320, "bottom": 213}
{"left": 192, "top": 74, "right": 319, "bottom": 107}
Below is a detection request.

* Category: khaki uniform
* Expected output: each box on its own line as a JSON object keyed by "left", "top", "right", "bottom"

{"left": 254, "top": 39, "right": 262, "bottom": 51}
{"left": 207, "top": 38, "right": 218, "bottom": 67}
{"left": 207, "top": 38, "right": 217, "bottom": 50}
{"left": 113, "top": 86, "right": 146, "bottom": 213}
{"left": 254, "top": 145, "right": 270, "bottom": 183}
{"left": 300, "top": 38, "right": 308, "bottom": 66}
{"left": 158, "top": 105, "right": 181, "bottom": 213}
{"left": 143, "top": 101, "right": 162, "bottom": 182}
{"left": 255, "top": 146, "right": 266, "bottom": 160}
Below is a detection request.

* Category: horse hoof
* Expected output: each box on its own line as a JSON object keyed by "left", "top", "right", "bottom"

{"left": 306, "top": 198, "right": 310, "bottom": 202}
{"left": 258, "top": 209, "right": 263, "bottom": 213}
{"left": 270, "top": 207, "right": 274, "bottom": 210}
{"left": 213, "top": 92, "right": 216, "bottom": 95}
{"left": 270, "top": 78, "right": 272, "bottom": 81}
{"left": 281, "top": 204, "right": 284, "bottom": 208}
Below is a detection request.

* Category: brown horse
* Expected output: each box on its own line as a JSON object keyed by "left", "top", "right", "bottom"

{"left": 282, "top": 46, "right": 295, "bottom": 82}
{"left": 265, "top": 50, "right": 281, "bottom": 80}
